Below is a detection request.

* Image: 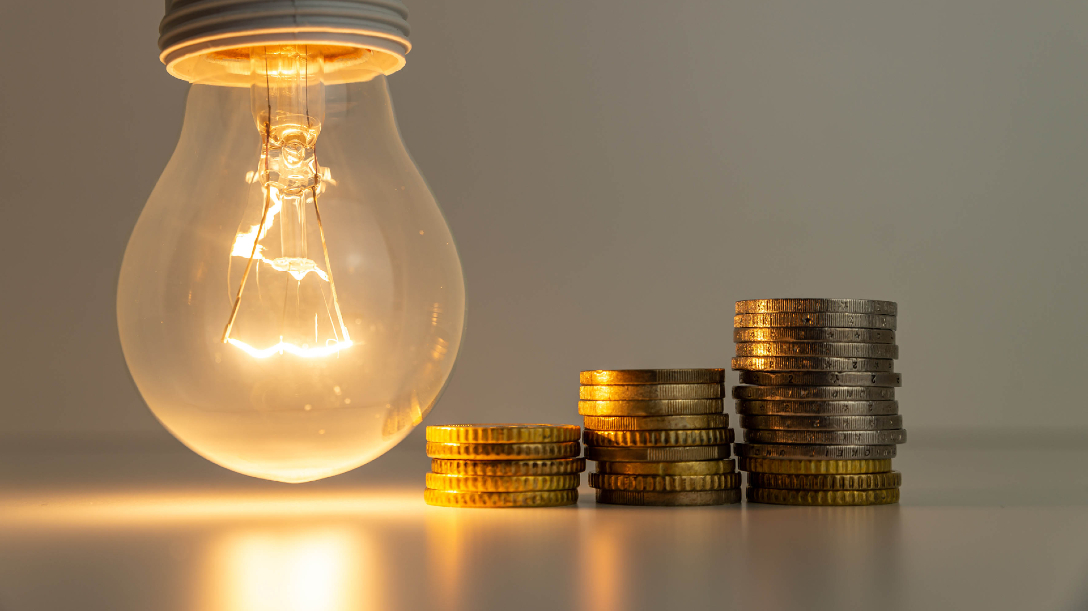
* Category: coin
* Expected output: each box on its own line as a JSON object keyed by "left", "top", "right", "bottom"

{"left": 743, "top": 429, "right": 907, "bottom": 445}
{"left": 582, "top": 414, "right": 729, "bottom": 431}
{"left": 426, "top": 441, "right": 581, "bottom": 460}
{"left": 580, "top": 384, "right": 723, "bottom": 400}
{"left": 734, "top": 313, "right": 896, "bottom": 329}
{"left": 735, "top": 400, "right": 899, "bottom": 416}
{"left": 580, "top": 369, "right": 726, "bottom": 385}
{"left": 426, "top": 424, "right": 581, "bottom": 444}
{"left": 735, "top": 299, "right": 897, "bottom": 315}
{"left": 746, "top": 487, "right": 899, "bottom": 506}
{"left": 735, "top": 342, "right": 899, "bottom": 359}
{"left": 578, "top": 399, "right": 725, "bottom": 416}
{"left": 431, "top": 457, "right": 587, "bottom": 476}
{"left": 733, "top": 386, "right": 896, "bottom": 401}
{"left": 734, "top": 443, "right": 898, "bottom": 460}
{"left": 424, "top": 489, "right": 578, "bottom": 508}
{"left": 596, "top": 489, "right": 741, "bottom": 506}
{"left": 426, "top": 473, "right": 581, "bottom": 492}
{"left": 585, "top": 445, "right": 731, "bottom": 462}
{"left": 739, "top": 371, "right": 902, "bottom": 387}
{"left": 589, "top": 472, "right": 741, "bottom": 492}
{"left": 732, "top": 356, "right": 896, "bottom": 372}
{"left": 583, "top": 428, "right": 733, "bottom": 447}
{"left": 747, "top": 471, "right": 902, "bottom": 491}
{"left": 738, "top": 457, "right": 892, "bottom": 474}
{"left": 596, "top": 459, "right": 736, "bottom": 476}
{"left": 740, "top": 415, "right": 903, "bottom": 431}
{"left": 734, "top": 327, "right": 896, "bottom": 344}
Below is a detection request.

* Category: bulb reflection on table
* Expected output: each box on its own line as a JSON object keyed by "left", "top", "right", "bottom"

{"left": 204, "top": 527, "right": 379, "bottom": 611}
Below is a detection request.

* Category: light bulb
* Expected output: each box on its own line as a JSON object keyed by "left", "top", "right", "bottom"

{"left": 119, "top": 5, "right": 465, "bottom": 483}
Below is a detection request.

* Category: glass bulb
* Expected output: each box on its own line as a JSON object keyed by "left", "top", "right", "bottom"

{"left": 118, "top": 46, "right": 465, "bottom": 483}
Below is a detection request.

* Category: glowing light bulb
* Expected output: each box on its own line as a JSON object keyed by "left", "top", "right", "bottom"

{"left": 118, "top": 6, "right": 465, "bottom": 483}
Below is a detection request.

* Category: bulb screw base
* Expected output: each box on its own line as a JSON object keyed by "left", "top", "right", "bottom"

{"left": 159, "top": 0, "right": 411, "bottom": 86}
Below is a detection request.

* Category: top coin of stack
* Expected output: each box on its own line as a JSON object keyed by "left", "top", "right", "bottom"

{"left": 732, "top": 299, "right": 905, "bottom": 506}
{"left": 579, "top": 370, "right": 741, "bottom": 506}
{"left": 425, "top": 424, "right": 585, "bottom": 508}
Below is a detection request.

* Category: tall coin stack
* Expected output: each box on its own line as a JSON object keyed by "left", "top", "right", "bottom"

{"left": 732, "top": 299, "right": 905, "bottom": 506}
{"left": 424, "top": 424, "right": 585, "bottom": 508}
{"left": 580, "top": 370, "right": 741, "bottom": 506}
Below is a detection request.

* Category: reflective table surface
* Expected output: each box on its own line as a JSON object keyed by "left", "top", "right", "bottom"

{"left": 1, "top": 430, "right": 1086, "bottom": 611}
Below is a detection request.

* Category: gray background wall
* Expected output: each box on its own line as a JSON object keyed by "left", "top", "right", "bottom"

{"left": 2, "top": 1, "right": 1086, "bottom": 443}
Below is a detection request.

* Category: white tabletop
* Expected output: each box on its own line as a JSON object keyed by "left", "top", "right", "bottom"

{"left": 1, "top": 431, "right": 1085, "bottom": 611}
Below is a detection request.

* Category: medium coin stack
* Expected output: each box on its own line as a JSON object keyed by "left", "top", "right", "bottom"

{"left": 579, "top": 369, "right": 741, "bottom": 506}
{"left": 732, "top": 299, "right": 906, "bottom": 506}
{"left": 424, "top": 424, "right": 585, "bottom": 508}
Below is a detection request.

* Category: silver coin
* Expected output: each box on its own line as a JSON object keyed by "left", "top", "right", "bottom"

{"left": 733, "top": 386, "right": 896, "bottom": 401}
{"left": 579, "top": 369, "right": 726, "bottom": 385}
{"left": 734, "top": 443, "right": 898, "bottom": 460}
{"left": 735, "top": 313, "right": 896, "bottom": 330}
{"left": 740, "top": 414, "right": 903, "bottom": 431}
{"left": 739, "top": 371, "right": 902, "bottom": 387}
{"left": 736, "top": 299, "right": 897, "bottom": 315}
{"left": 735, "top": 342, "right": 899, "bottom": 359}
{"left": 743, "top": 429, "right": 908, "bottom": 445}
{"left": 735, "top": 400, "right": 899, "bottom": 416}
{"left": 734, "top": 327, "right": 896, "bottom": 343}
{"left": 732, "top": 356, "right": 896, "bottom": 372}
{"left": 584, "top": 445, "right": 731, "bottom": 462}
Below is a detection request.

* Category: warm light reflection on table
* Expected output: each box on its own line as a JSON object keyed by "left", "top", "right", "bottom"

{"left": 204, "top": 527, "right": 375, "bottom": 611}
{"left": 0, "top": 488, "right": 424, "bottom": 525}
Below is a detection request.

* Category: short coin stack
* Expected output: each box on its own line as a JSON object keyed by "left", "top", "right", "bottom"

{"left": 580, "top": 369, "right": 741, "bottom": 506}
{"left": 424, "top": 424, "right": 585, "bottom": 508}
{"left": 732, "top": 299, "right": 905, "bottom": 506}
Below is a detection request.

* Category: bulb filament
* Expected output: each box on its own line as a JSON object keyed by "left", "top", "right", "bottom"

{"left": 221, "top": 46, "right": 352, "bottom": 358}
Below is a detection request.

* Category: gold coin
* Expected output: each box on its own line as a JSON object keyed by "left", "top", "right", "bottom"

{"left": 596, "top": 489, "right": 741, "bottom": 506}
{"left": 734, "top": 312, "right": 896, "bottom": 330}
{"left": 579, "top": 369, "right": 726, "bottom": 385}
{"left": 580, "top": 384, "right": 723, "bottom": 401}
{"left": 743, "top": 429, "right": 907, "bottom": 445}
{"left": 746, "top": 487, "right": 900, "bottom": 506}
{"left": 733, "top": 385, "right": 896, "bottom": 401}
{"left": 431, "top": 457, "right": 587, "bottom": 476}
{"left": 596, "top": 459, "right": 735, "bottom": 476}
{"left": 583, "top": 428, "right": 733, "bottom": 447}
{"left": 740, "top": 414, "right": 903, "bottom": 431}
{"left": 732, "top": 356, "right": 896, "bottom": 372}
{"left": 426, "top": 424, "right": 581, "bottom": 444}
{"left": 426, "top": 441, "right": 581, "bottom": 460}
{"left": 585, "top": 445, "right": 730, "bottom": 462}
{"left": 738, "top": 457, "right": 891, "bottom": 475}
{"left": 747, "top": 471, "right": 901, "bottom": 491}
{"left": 426, "top": 472, "right": 580, "bottom": 492}
{"left": 734, "top": 327, "right": 896, "bottom": 344}
{"left": 578, "top": 399, "right": 725, "bottom": 416}
{"left": 582, "top": 414, "right": 728, "bottom": 431}
{"left": 590, "top": 472, "right": 741, "bottom": 492}
{"left": 735, "top": 299, "right": 897, "bottom": 315}
{"left": 424, "top": 489, "right": 578, "bottom": 508}
{"left": 735, "top": 342, "right": 899, "bottom": 359}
